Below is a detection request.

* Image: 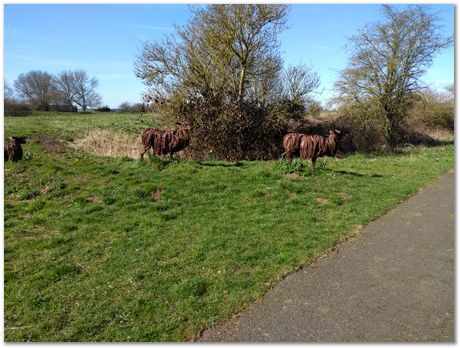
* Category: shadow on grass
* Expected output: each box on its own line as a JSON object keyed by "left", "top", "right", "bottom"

{"left": 337, "top": 141, "right": 453, "bottom": 159}
{"left": 338, "top": 130, "right": 453, "bottom": 158}
{"left": 138, "top": 155, "right": 175, "bottom": 171}
{"left": 405, "top": 130, "right": 454, "bottom": 147}
{"left": 198, "top": 161, "right": 245, "bottom": 168}
{"left": 324, "top": 168, "right": 384, "bottom": 178}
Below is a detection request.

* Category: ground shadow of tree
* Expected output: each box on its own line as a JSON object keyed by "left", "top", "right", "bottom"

{"left": 323, "top": 168, "right": 385, "bottom": 178}
{"left": 198, "top": 161, "right": 245, "bottom": 168}
{"left": 404, "top": 130, "right": 454, "bottom": 147}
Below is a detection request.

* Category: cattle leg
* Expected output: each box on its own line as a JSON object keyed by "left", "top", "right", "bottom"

{"left": 282, "top": 151, "right": 293, "bottom": 162}
{"left": 140, "top": 146, "right": 150, "bottom": 160}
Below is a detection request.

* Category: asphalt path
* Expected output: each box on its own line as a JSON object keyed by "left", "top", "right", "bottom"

{"left": 199, "top": 172, "right": 454, "bottom": 342}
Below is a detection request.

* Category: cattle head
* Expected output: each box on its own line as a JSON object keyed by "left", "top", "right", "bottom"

{"left": 11, "top": 136, "right": 27, "bottom": 144}
{"left": 328, "top": 129, "right": 342, "bottom": 140}
{"left": 176, "top": 122, "right": 192, "bottom": 132}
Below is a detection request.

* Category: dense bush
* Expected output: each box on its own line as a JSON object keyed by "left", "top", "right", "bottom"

{"left": 49, "top": 104, "right": 78, "bottom": 112}
{"left": 118, "top": 102, "right": 153, "bottom": 113}
{"left": 96, "top": 105, "right": 111, "bottom": 112}
{"left": 4, "top": 101, "right": 32, "bottom": 116}
{"left": 155, "top": 98, "right": 288, "bottom": 160}
{"left": 333, "top": 101, "right": 390, "bottom": 152}
{"left": 306, "top": 100, "right": 323, "bottom": 117}
{"left": 408, "top": 90, "right": 454, "bottom": 131}
{"left": 155, "top": 95, "right": 398, "bottom": 158}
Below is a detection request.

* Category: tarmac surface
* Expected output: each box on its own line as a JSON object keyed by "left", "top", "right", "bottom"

{"left": 199, "top": 172, "right": 454, "bottom": 342}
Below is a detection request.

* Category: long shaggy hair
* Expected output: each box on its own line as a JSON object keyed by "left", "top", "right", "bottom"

{"left": 299, "top": 129, "right": 342, "bottom": 167}
{"left": 140, "top": 122, "right": 191, "bottom": 159}
{"left": 281, "top": 132, "right": 305, "bottom": 159}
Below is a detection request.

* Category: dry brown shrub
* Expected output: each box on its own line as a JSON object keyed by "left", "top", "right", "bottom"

{"left": 70, "top": 130, "right": 143, "bottom": 159}
{"left": 155, "top": 98, "right": 288, "bottom": 160}
{"left": 408, "top": 90, "right": 454, "bottom": 131}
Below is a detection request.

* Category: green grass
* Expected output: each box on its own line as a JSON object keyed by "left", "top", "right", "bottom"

{"left": 4, "top": 113, "right": 454, "bottom": 342}
{"left": 5, "top": 111, "right": 156, "bottom": 140}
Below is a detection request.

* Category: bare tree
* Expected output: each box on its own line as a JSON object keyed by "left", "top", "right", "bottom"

{"left": 336, "top": 5, "right": 453, "bottom": 144}
{"left": 70, "top": 70, "right": 102, "bottom": 112}
{"left": 5, "top": 81, "right": 15, "bottom": 102}
{"left": 54, "top": 70, "right": 76, "bottom": 107}
{"left": 14, "top": 70, "right": 58, "bottom": 110}
{"left": 118, "top": 102, "right": 132, "bottom": 112}
{"left": 135, "top": 4, "right": 289, "bottom": 105}
{"left": 445, "top": 83, "right": 454, "bottom": 101}
{"left": 283, "top": 64, "right": 320, "bottom": 108}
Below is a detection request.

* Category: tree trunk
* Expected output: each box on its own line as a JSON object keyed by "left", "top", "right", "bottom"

{"left": 238, "top": 65, "right": 246, "bottom": 103}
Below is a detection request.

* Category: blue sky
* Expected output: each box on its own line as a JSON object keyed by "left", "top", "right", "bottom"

{"left": 4, "top": 4, "right": 454, "bottom": 108}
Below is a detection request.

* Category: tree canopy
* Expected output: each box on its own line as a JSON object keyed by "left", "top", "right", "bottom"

{"left": 336, "top": 5, "right": 453, "bottom": 143}
{"left": 135, "top": 4, "right": 291, "bottom": 105}
{"left": 14, "top": 70, "right": 58, "bottom": 110}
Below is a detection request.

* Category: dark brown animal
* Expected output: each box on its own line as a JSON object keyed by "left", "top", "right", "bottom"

{"left": 299, "top": 129, "right": 342, "bottom": 168}
{"left": 281, "top": 132, "right": 304, "bottom": 159}
{"left": 140, "top": 122, "right": 191, "bottom": 160}
{"left": 4, "top": 136, "right": 27, "bottom": 162}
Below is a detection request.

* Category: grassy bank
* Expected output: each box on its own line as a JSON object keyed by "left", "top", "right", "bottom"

{"left": 4, "top": 113, "right": 454, "bottom": 341}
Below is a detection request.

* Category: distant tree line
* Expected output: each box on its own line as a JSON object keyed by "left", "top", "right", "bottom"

{"left": 117, "top": 101, "right": 153, "bottom": 113}
{"left": 5, "top": 70, "right": 102, "bottom": 115}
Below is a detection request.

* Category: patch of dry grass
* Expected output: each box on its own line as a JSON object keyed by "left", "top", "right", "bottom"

{"left": 421, "top": 127, "right": 454, "bottom": 142}
{"left": 69, "top": 129, "right": 143, "bottom": 159}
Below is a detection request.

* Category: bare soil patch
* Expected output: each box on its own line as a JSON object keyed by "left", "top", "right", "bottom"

{"left": 335, "top": 192, "right": 351, "bottom": 200}
{"left": 286, "top": 173, "right": 306, "bottom": 180}
{"left": 35, "top": 133, "right": 67, "bottom": 154}
{"left": 151, "top": 188, "right": 165, "bottom": 202}
{"left": 315, "top": 197, "right": 330, "bottom": 206}
{"left": 85, "top": 196, "right": 102, "bottom": 203}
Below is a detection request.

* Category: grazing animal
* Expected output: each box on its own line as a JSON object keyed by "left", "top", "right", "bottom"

{"left": 140, "top": 122, "right": 191, "bottom": 160}
{"left": 281, "top": 132, "right": 305, "bottom": 160}
{"left": 4, "top": 136, "right": 27, "bottom": 162}
{"left": 299, "top": 129, "right": 342, "bottom": 168}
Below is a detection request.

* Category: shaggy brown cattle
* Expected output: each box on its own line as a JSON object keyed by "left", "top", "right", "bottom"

{"left": 4, "top": 136, "right": 26, "bottom": 162}
{"left": 300, "top": 129, "right": 342, "bottom": 168}
{"left": 140, "top": 122, "right": 191, "bottom": 160}
{"left": 281, "top": 132, "right": 305, "bottom": 160}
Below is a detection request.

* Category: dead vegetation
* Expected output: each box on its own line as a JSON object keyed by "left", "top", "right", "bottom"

{"left": 69, "top": 130, "right": 143, "bottom": 159}
{"left": 315, "top": 197, "right": 330, "bottom": 206}
{"left": 35, "top": 133, "right": 67, "bottom": 154}
{"left": 151, "top": 188, "right": 165, "bottom": 202}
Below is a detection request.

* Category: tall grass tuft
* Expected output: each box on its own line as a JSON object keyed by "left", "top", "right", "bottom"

{"left": 277, "top": 158, "right": 312, "bottom": 176}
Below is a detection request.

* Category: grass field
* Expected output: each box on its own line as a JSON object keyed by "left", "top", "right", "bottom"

{"left": 4, "top": 112, "right": 454, "bottom": 341}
